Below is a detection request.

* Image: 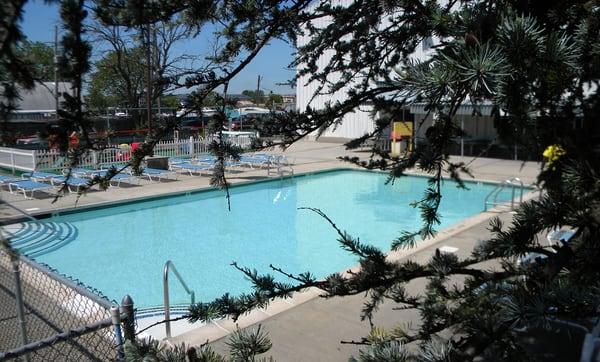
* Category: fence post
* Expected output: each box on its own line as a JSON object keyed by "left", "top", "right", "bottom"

{"left": 110, "top": 305, "right": 125, "bottom": 359}
{"left": 10, "top": 149, "right": 15, "bottom": 175}
{"left": 32, "top": 150, "right": 37, "bottom": 171}
{"left": 120, "top": 295, "right": 135, "bottom": 343}
{"left": 92, "top": 150, "right": 99, "bottom": 169}
{"left": 188, "top": 137, "right": 194, "bottom": 157}
{"left": 10, "top": 258, "right": 30, "bottom": 362}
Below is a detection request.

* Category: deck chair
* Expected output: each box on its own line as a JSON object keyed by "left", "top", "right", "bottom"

{"left": 171, "top": 162, "right": 214, "bottom": 176}
{"left": 138, "top": 167, "right": 179, "bottom": 181}
{"left": 8, "top": 180, "right": 55, "bottom": 199}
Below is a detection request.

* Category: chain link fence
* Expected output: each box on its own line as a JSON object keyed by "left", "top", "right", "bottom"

{"left": 0, "top": 251, "right": 127, "bottom": 361}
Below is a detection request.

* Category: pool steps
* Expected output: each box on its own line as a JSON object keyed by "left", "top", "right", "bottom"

{"left": 3, "top": 221, "right": 78, "bottom": 258}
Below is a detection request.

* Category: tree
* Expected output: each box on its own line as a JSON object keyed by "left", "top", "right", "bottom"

{"left": 86, "top": 47, "right": 145, "bottom": 111}
{"left": 178, "top": 1, "right": 600, "bottom": 360}
{"left": 86, "top": 17, "right": 195, "bottom": 114}
{"left": 4, "top": 0, "right": 598, "bottom": 360}
{"left": 161, "top": 94, "right": 180, "bottom": 110}
{"left": 265, "top": 93, "right": 283, "bottom": 108}
{"left": 18, "top": 40, "right": 55, "bottom": 82}
{"left": 242, "top": 89, "right": 265, "bottom": 103}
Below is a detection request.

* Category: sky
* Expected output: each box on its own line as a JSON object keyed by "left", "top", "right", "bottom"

{"left": 20, "top": 0, "right": 297, "bottom": 95}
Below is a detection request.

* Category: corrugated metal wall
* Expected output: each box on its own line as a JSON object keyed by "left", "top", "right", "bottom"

{"left": 295, "top": 0, "right": 447, "bottom": 140}
{"left": 296, "top": 1, "right": 376, "bottom": 140}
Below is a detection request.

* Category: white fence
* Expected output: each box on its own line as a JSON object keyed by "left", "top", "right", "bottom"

{"left": 0, "top": 147, "right": 36, "bottom": 173}
{"left": 0, "top": 135, "right": 254, "bottom": 172}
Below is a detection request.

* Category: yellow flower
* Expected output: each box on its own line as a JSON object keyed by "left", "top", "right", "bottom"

{"left": 543, "top": 144, "right": 566, "bottom": 167}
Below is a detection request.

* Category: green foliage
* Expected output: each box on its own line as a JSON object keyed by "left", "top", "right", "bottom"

{"left": 18, "top": 41, "right": 55, "bottom": 82}
{"left": 124, "top": 326, "right": 273, "bottom": 362}
{"left": 264, "top": 93, "right": 282, "bottom": 108}
{"left": 241, "top": 89, "right": 265, "bottom": 103}
{"left": 87, "top": 47, "right": 145, "bottom": 111}
{"left": 161, "top": 95, "right": 180, "bottom": 109}
{"left": 3, "top": 0, "right": 600, "bottom": 360}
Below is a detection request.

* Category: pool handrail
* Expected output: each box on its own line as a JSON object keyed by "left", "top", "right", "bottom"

{"left": 163, "top": 260, "right": 195, "bottom": 338}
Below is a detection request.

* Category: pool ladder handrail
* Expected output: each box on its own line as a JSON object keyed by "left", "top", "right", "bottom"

{"left": 484, "top": 177, "right": 524, "bottom": 211}
{"left": 163, "top": 260, "right": 195, "bottom": 338}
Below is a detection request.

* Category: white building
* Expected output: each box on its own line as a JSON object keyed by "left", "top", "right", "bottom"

{"left": 296, "top": 1, "right": 498, "bottom": 153}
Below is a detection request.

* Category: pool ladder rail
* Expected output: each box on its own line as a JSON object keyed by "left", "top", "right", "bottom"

{"left": 163, "top": 259, "right": 195, "bottom": 338}
{"left": 484, "top": 177, "right": 524, "bottom": 211}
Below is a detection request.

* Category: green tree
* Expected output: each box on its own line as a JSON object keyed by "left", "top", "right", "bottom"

{"left": 241, "top": 89, "right": 265, "bottom": 104}
{"left": 265, "top": 93, "right": 283, "bottom": 108}
{"left": 161, "top": 94, "right": 180, "bottom": 110}
{"left": 86, "top": 47, "right": 145, "bottom": 111}
{"left": 18, "top": 41, "right": 55, "bottom": 82}
{"left": 5, "top": 0, "right": 599, "bottom": 360}
{"left": 182, "top": 1, "right": 600, "bottom": 360}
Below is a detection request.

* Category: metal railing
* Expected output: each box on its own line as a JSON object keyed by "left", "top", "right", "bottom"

{"left": 484, "top": 177, "right": 524, "bottom": 211}
{"left": 163, "top": 260, "right": 195, "bottom": 338}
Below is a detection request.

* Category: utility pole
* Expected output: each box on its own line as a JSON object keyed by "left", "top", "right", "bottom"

{"left": 154, "top": 27, "right": 161, "bottom": 119}
{"left": 145, "top": 23, "right": 153, "bottom": 130}
{"left": 54, "top": 25, "right": 59, "bottom": 122}
{"left": 255, "top": 75, "right": 261, "bottom": 105}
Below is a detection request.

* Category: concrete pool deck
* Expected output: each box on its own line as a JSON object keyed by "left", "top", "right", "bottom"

{"left": 0, "top": 140, "right": 541, "bottom": 219}
{"left": 0, "top": 140, "right": 543, "bottom": 359}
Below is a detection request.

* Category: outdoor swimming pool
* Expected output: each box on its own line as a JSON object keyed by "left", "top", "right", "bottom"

{"left": 30, "top": 169, "right": 513, "bottom": 307}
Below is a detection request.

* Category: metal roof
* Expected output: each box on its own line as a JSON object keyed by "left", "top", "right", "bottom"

{"left": 12, "top": 82, "right": 73, "bottom": 112}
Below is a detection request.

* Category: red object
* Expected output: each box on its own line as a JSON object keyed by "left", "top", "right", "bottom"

{"left": 131, "top": 142, "right": 141, "bottom": 153}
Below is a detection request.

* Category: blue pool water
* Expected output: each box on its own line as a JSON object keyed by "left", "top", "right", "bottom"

{"left": 33, "top": 170, "right": 512, "bottom": 307}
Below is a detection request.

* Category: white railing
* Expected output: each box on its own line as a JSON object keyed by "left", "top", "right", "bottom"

{"left": 0, "top": 136, "right": 255, "bottom": 172}
{"left": 0, "top": 147, "right": 36, "bottom": 172}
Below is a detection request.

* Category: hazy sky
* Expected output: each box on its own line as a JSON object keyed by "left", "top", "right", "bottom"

{"left": 20, "top": 1, "right": 296, "bottom": 95}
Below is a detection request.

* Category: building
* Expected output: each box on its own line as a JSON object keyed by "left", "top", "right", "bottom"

{"left": 7, "top": 82, "right": 72, "bottom": 123}
{"left": 296, "top": 2, "right": 499, "bottom": 155}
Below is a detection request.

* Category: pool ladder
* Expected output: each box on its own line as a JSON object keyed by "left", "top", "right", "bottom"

{"left": 484, "top": 177, "right": 524, "bottom": 211}
{"left": 163, "top": 260, "right": 195, "bottom": 338}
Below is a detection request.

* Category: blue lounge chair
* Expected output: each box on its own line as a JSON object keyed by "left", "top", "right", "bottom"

{"left": 90, "top": 172, "right": 139, "bottom": 187}
{"left": 22, "top": 171, "right": 63, "bottom": 182}
{"left": 137, "top": 167, "right": 178, "bottom": 181}
{"left": 240, "top": 155, "right": 271, "bottom": 169}
{"left": 0, "top": 175, "right": 22, "bottom": 185}
{"left": 8, "top": 180, "right": 55, "bottom": 199}
{"left": 50, "top": 176, "right": 90, "bottom": 193}
{"left": 171, "top": 163, "right": 214, "bottom": 176}
{"left": 67, "top": 168, "right": 100, "bottom": 178}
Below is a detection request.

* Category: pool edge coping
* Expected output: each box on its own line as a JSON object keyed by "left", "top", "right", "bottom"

{"left": 25, "top": 166, "right": 534, "bottom": 220}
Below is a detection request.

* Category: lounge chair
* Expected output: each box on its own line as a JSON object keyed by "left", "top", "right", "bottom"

{"left": 136, "top": 167, "right": 179, "bottom": 181}
{"left": 92, "top": 172, "right": 139, "bottom": 187}
{"left": 267, "top": 155, "right": 294, "bottom": 175}
{"left": 0, "top": 175, "right": 22, "bottom": 185}
{"left": 240, "top": 155, "right": 271, "bottom": 169}
{"left": 23, "top": 171, "right": 63, "bottom": 182}
{"left": 171, "top": 162, "right": 214, "bottom": 176}
{"left": 547, "top": 228, "right": 576, "bottom": 246}
{"left": 49, "top": 176, "right": 91, "bottom": 193}
{"left": 68, "top": 168, "right": 101, "bottom": 178}
{"left": 8, "top": 180, "right": 55, "bottom": 199}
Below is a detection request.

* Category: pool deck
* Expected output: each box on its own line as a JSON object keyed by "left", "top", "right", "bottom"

{"left": 0, "top": 140, "right": 543, "bottom": 359}
{"left": 0, "top": 140, "right": 541, "bottom": 219}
